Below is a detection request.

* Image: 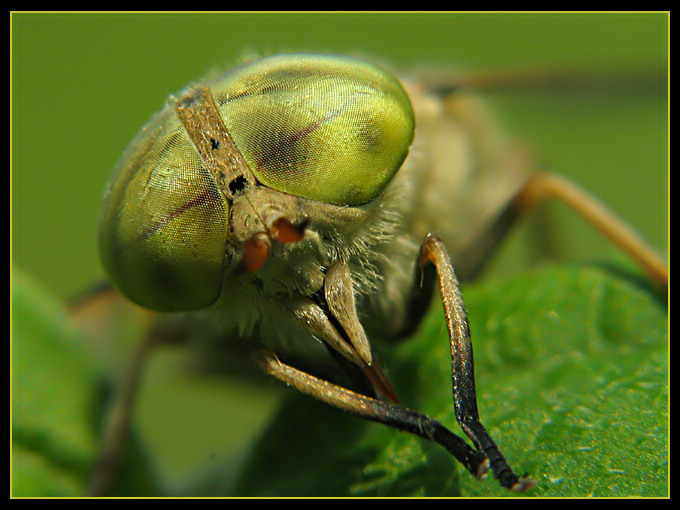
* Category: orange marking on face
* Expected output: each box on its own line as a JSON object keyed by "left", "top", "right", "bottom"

{"left": 270, "top": 218, "right": 306, "bottom": 244}
{"left": 242, "top": 232, "right": 272, "bottom": 272}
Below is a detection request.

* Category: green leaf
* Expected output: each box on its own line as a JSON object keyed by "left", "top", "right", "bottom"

{"left": 12, "top": 269, "right": 103, "bottom": 496}
{"left": 11, "top": 268, "right": 160, "bottom": 497}
{"left": 234, "top": 263, "right": 668, "bottom": 497}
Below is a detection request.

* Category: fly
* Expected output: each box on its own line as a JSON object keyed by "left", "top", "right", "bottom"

{"left": 86, "top": 53, "right": 667, "bottom": 496}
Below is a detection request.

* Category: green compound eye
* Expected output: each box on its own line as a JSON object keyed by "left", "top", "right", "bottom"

{"left": 98, "top": 105, "right": 229, "bottom": 312}
{"left": 211, "top": 54, "right": 415, "bottom": 206}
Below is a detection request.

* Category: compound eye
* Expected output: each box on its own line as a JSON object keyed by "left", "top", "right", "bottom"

{"left": 98, "top": 105, "right": 229, "bottom": 312}
{"left": 211, "top": 54, "right": 415, "bottom": 206}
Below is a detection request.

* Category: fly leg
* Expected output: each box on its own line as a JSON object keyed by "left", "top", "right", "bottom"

{"left": 460, "top": 172, "right": 668, "bottom": 291}
{"left": 88, "top": 331, "right": 159, "bottom": 496}
{"left": 419, "top": 233, "right": 535, "bottom": 492}
{"left": 254, "top": 349, "right": 491, "bottom": 483}
{"left": 273, "top": 256, "right": 533, "bottom": 491}
{"left": 511, "top": 172, "right": 668, "bottom": 290}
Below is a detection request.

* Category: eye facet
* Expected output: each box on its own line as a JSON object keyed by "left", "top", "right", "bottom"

{"left": 211, "top": 54, "right": 415, "bottom": 206}
{"left": 98, "top": 105, "right": 229, "bottom": 312}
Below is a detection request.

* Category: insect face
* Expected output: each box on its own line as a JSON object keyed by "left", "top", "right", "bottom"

{"left": 98, "top": 54, "right": 415, "bottom": 312}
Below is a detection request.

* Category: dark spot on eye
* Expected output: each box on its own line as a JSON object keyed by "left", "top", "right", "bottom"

{"left": 229, "top": 175, "right": 248, "bottom": 195}
{"left": 210, "top": 139, "right": 220, "bottom": 150}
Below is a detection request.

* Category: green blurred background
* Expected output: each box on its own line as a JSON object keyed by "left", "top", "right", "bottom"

{"left": 11, "top": 12, "right": 668, "bottom": 495}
